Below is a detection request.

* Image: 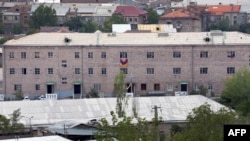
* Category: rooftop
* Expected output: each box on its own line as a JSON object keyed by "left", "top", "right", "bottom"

{"left": 206, "top": 5, "right": 241, "bottom": 15}
{"left": 0, "top": 95, "right": 226, "bottom": 126}
{"left": 4, "top": 31, "right": 250, "bottom": 46}
{"left": 114, "top": 5, "right": 147, "bottom": 16}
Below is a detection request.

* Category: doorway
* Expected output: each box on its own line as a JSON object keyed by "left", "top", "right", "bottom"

{"left": 47, "top": 84, "right": 54, "bottom": 94}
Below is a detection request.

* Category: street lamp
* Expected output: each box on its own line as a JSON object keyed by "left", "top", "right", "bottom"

{"left": 21, "top": 116, "right": 33, "bottom": 133}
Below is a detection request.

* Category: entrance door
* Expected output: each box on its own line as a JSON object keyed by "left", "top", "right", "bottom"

{"left": 181, "top": 84, "right": 187, "bottom": 92}
{"left": 47, "top": 85, "right": 54, "bottom": 94}
{"left": 126, "top": 83, "right": 134, "bottom": 93}
{"left": 74, "top": 84, "right": 81, "bottom": 94}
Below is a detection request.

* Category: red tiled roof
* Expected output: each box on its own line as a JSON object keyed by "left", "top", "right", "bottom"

{"left": 114, "top": 6, "right": 147, "bottom": 17}
{"left": 206, "top": 5, "right": 241, "bottom": 15}
{"left": 160, "top": 9, "right": 198, "bottom": 19}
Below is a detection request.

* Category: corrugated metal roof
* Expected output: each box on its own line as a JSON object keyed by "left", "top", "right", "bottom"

{"left": 0, "top": 95, "right": 227, "bottom": 126}
{"left": 4, "top": 31, "right": 250, "bottom": 46}
{"left": 0, "top": 135, "right": 72, "bottom": 141}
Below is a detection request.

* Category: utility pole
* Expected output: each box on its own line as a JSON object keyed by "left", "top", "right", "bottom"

{"left": 152, "top": 105, "right": 161, "bottom": 126}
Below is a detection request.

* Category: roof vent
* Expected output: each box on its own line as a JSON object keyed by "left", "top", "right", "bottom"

{"left": 107, "top": 32, "right": 116, "bottom": 37}
{"left": 64, "top": 37, "right": 71, "bottom": 43}
{"left": 204, "top": 37, "right": 210, "bottom": 42}
{"left": 158, "top": 32, "right": 169, "bottom": 37}
{"left": 210, "top": 30, "right": 223, "bottom": 36}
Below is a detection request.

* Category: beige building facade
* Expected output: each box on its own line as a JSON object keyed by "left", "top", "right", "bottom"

{"left": 2, "top": 31, "right": 250, "bottom": 98}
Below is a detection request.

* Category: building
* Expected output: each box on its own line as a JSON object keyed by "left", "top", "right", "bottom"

{"left": 2, "top": 31, "right": 250, "bottom": 98}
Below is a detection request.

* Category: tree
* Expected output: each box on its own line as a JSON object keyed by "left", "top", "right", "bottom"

{"left": 146, "top": 8, "right": 159, "bottom": 24}
{"left": 0, "top": 109, "right": 24, "bottom": 134}
{"left": 12, "top": 24, "right": 23, "bottom": 34}
{"left": 94, "top": 111, "right": 160, "bottom": 141}
{"left": 64, "top": 16, "right": 83, "bottom": 32}
{"left": 103, "top": 14, "right": 127, "bottom": 32}
{"left": 239, "top": 23, "right": 250, "bottom": 34}
{"left": 220, "top": 67, "right": 250, "bottom": 116}
{"left": 9, "top": 108, "right": 25, "bottom": 133}
{"left": 86, "top": 88, "right": 100, "bottom": 98}
{"left": 81, "top": 20, "right": 99, "bottom": 33}
{"left": 13, "top": 89, "right": 24, "bottom": 100}
{"left": 209, "top": 19, "right": 238, "bottom": 31}
{"left": 113, "top": 71, "right": 127, "bottom": 117}
{"left": 172, "top": 103, "right": 237, "bottom": 141}
{"left": 30, "top": 4, "right": 57, "bottom": 29}
{"left": 0, "top": 23, "right": 5, "bottom": 34}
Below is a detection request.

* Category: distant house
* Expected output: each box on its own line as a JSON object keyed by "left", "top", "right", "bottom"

{"left": 61, "top": 0, "right": 115, "bottom": 3}
{"left": 159, "top": 8, "right": 201, "bottom": 32}
{"left": 114, "top": 5, "right": 148, "bottom": 27}
{"left": 2, "top": 4, "right": 31, "bottom": 33}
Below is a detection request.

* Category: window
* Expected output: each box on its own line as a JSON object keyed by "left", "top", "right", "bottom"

{"left": 147, "top": 52, "right": 154, "bottom": 58}
{"left": 75, "top": 68, "right": 80, "bottom": 74}
{"left": 62, "top": 60, "right": 67, "bottom": 67}
{"left": 35, "top": 84, "right": 40, "bottom": 90}
{"left": 227, "top": 51, "right": 235, "bottom": 58}
{"left": 173, "top": 68, "right": 181, "bottom": 74}
{"left": 227, "top": 67, "right": 235, "bottom": 74}
{"left": 141, "top": 84, "right": 147, "bottom": 90}
{"left": 35, "top": 52, "right": 40, "bottom": 58}
{"left": 88, "top": 52, "right": 93, "bottom": 59}
{"left": 208, "top": 83, "right": 213, "bottom": 90}
{"left": 75, "top": 52, "right": 80, "bottom": 58}
{"left": 88, "top": 68, "right": 93, "bottom": 75}
{"left": 200, "top": 51, "right": 208, "bottom": 58}
{"left": 48, "top": 68, "right": 53, "bottom": 74}
{"left": 35, "top": 68, "right": 40, "bottom": 74}
{"left": 194, "top": 83, "right": 199, "bottom": 91}
{"left": 154, "top": 83, "right": 160, "bottom": 91}
{"left": 22, "top": 68, "right": 26, "bottom": 75}
{"left": 21, "top": 52, "right": 26, "bottom": 59}
{"left": 48, "top": 52, "right": 53, "bottom": 58}
{"left": 120, "top": 68, "right": 128, "bottom": 74}
{"left": 14, "top": 84, "right": 22, "bottom": 91}
{"left": 120, "top": 52, "right": 127, "bottom": 58}
{"left": 200, "top": 67, "right": 208, "bottom": 74}
{"left": 62, "top": 77, "right": 67, "bottom": 84}
{"left": 167, "top": 84, "right": 173, "bottom": 91}
{"left": 94, "top": 83, "right": 101, "bottom": 91}
{"left": 101, "top": 68, "right": 106, "bottom": 75}
{"left": 10, "top": 68, "right": 15, "bottom": 74}
{"left": 9, "top": 52, "right": 14, "bottom": 58}
{"left": 173, "top": 51, "right": 181, "bottom": 58}
{"left": 101, "top": 52, "right": 106, "bottom": 59}
{"left": 147, "top": 68, "right": 154, "bottom": 74}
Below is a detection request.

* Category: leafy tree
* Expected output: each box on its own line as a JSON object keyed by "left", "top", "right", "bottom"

{"left": 13, "top": 90, "right": 24, "bottom": 100}
{"left": 239, "top": 23, "right": 250, "bottom": 34}
{"left": 114, "top": 71, "right": 127, "bottom": 117}
{"left": 146, "top": 8, "right": 159, "bottom": 24}
{"left": 0, "top": 109, "right": 24, "bottom": 134}
{"left": 0, "top": 38, "right": 9, "bottom": 44}
{"left": 87, "top": 88, "right": 99, "bottom": 98}
{"left": 220, "top": 67, "right": 250, "bottom": 116}
{"left": 94, "top": 111, "right": 160, "bottom": 141}
{"left": 64, "top": 16, "right": 83, "bottom": 32}
{"left": 30, "top": 4, "right": 57, "bottom": 29}
{"left": 103, "top": 14, "right": 127, "bottom": 32}
{"left": 209, "top": 19, "right": 238, "bottom": 31}
{"left": 81, "top": 20, "right": 99, "bottom": 33}
{"left": 9, "top": 108, "right": 25, "bottom": 133}
{"left": 172, "top": 103, "right": 237, "bottom": 141}
{"left": 0, "top": 115, "right": 11, "bottom": 134}
{"left": 12, "top": 24, "right": 23, "bottom": 34}
{"left": 0, "top": 23, "right": 5, "bottom": 34}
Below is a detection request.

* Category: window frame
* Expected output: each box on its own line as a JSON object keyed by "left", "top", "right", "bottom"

{"left": 200, "top": 51, "right": 208, "bottom": 58}
{"left": 88, "top": 52, "right": 93, "bottom": 59}
{"left": 154, "top": 83, "right": 160, "bottom": 91}
{"left": 120, "top": 52, "right": 127, "bottom": 58}
{"left": 48, "top": 68, "right": 53, "bottom": 74}
{"left": 21, "top": 52, "right": 26, "bottom": 59}
{"left": 101, "top": 68, "right": 107, "bottom": 75}
{"left": 35, "top": 52, "right": 40, "bottom": 58}
{"left": 120, "top": 68, "right": 128, "bottom": 74}
{"left": 173, "top": 68, "right": 181, "bottom": 74}
{"left": 200, "top": 67, "right": 208, "bottom": 74}
{"left": 147, "top": 68, "right": 154, "bottom": 74}
{"left": 35, "top": 68, "right": 40, "bottom": 74}
{"left": 227, "top": 67, "right": 235, "bottom": 74}
{"left": 22, "top": 68, "right": 27, "bottom": 75}
{"left": 173, "top": 51, "right": 181, "bottom": 58}
{"left": 141, "top": 83, "right": 147, "bottom": 90}
{"left": 101, "top": 52, "right": 106, "bottom": 59}
{"left": 147, "top": 52, "right": 154, "bottom": 58}
{"left": 88, "top": 68, "right": 94, "bottom": 75}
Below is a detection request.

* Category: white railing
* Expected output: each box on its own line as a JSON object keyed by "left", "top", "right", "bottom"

{"left": 45, "top": 93, "right": 58, "bottom": 100}
{"left": 0, "top": 94, "right": 4, "bottom": 101}
{"left": 175, "top": 91, "right": 187, "bottom": 96}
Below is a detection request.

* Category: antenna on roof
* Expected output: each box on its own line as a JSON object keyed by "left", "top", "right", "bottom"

{"left": 64, "top": 37, "right": 71, "bottom": 45}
